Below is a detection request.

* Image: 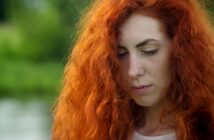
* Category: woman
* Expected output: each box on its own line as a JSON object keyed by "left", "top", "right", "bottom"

{"left": 52, "top": 0, "right": 214, "bottom": 140}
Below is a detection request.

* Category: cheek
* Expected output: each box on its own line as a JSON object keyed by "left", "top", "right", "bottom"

{"left": 150, "top": 54, "right": 171, "bottom": 84}
{"left": 120, "top": 59, "right": 129, "bottom": 76}
{"left": 119, "top": 59, "right": 133, "bottom": 86}
{"left": 157, "top": 61, "right": 170, "bottom": 86}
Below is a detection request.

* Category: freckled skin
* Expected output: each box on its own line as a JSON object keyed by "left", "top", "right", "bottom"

{"left": 118, "top": 14, "right": 171, "bottom": 108}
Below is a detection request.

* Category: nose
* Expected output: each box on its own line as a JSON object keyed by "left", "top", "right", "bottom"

{"left": 128, "top": 55, "right": 145, "bottom": 78}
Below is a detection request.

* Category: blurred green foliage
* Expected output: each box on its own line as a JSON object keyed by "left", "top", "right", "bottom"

{"left": 0, "top": 0, "right": 90, "bottom": 61}
{"left": 4, "top": 0, "right": 67, "bottom": 61}
{"left": 0, "top": 0, "right": 89, "bottom": 101}
{"left": 0, "top": 0, "right": 213, "bottom": 101}
{"left": 0, "top": 60, "right": 63, "bottom": 100}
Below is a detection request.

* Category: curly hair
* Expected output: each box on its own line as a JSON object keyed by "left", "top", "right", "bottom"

{"left": 52, "top": 0, "right": 214, "bottom": 140}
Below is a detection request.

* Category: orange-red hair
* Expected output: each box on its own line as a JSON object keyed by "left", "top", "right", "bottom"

{"left": 52, "top": 0, "right": 214, "bottom": 140}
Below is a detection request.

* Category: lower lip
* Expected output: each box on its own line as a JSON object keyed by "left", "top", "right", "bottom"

{"left": 131, "top": 85, "right": 152, "bottom": 94}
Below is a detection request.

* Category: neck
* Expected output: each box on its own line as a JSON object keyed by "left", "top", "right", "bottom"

{"left": 137, "top": 101, "right": 175, "bottom": 136}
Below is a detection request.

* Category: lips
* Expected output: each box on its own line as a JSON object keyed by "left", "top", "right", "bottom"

{"left": 130, "top": 84, "right": 152, "bottom": 93}
{"left": 131, "top": 85, "right": 151, "bottom": 89}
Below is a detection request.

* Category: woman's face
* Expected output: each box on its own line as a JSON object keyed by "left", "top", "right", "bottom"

{"left": 118, "top": 14, "right": 171, "bottom": 108}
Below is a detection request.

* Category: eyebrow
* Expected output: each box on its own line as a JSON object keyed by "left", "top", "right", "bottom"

{"left": 118, "top": 39, "right": 158, "bottom": 49}
{"left": 136, "top": 39, "right": 158, "bottom": 48}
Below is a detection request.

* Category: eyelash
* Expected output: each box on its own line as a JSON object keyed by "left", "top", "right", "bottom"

{"left": 118, "top": 52, "right": 128, "bottom": 57}
{"left": 117, "top": 49, "right": 158, "bottom": 58}
{"left": 141, "top": 49, "right": 158, "bottom": 56}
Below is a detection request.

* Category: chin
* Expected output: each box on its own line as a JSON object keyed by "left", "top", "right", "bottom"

{"left": 133, "top": 100, "right": 153, "bottom": 107}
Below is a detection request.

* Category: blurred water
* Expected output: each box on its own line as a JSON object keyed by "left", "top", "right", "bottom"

{"left": 0, "top": 99, "right": 51, "bottom": 140}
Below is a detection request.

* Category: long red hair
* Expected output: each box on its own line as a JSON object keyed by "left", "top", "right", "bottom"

{"left": 52, "top": 0, "right": 214, "bottom": 140}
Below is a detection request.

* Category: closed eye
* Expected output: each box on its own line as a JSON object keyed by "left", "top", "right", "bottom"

{"left": 141, "top": 49, "right": 158, "bottom": 56}
{"left": 117, "top": 47, "right": 128, "bottom": 58}
{"left": 117, "top": 51, "right": 128, "bottom": 58}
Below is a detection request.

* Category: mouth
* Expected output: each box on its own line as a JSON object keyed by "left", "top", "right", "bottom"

{"left": 130, "top": 84, "right": 152, "bottom": 93}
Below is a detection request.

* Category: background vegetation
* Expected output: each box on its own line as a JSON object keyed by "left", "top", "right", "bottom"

{"left": 0, "top": 0, "right": 213, "bottom": 104}
{"left": 0, "top": 0, "right": 90, "bottom": 103}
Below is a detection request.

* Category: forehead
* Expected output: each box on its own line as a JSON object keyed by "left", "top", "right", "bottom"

{"left": 118, "top": 14, "right": 166, "bottom": 47}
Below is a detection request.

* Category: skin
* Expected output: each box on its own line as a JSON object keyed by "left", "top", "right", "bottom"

{"left": 118, "top": 13, "right": 174, "bottom": 136}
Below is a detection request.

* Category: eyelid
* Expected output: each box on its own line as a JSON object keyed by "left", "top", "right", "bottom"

{"left": 138, "top": 43, "right": 159, "bottom": 52}
{"left": 143, "top": 47, "right": 157, "bottom": 51}
{"left": 138, "top": 42, "right": 160, "bottom": 49}
{"left": 141, "top": 49, "right": 159, "bottom": 56}
{"left": 139, "top": 46, "right": 158, "bottom": 52}
{"left": 117, "top": 48, "right": 128, "bottom": 57}
{"left": 117, "top": 48, "right": 128, "bottom": 53}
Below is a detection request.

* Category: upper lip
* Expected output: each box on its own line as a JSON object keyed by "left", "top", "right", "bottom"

{"left": 131, "top": 85, "right": 151, "bottom": 89}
